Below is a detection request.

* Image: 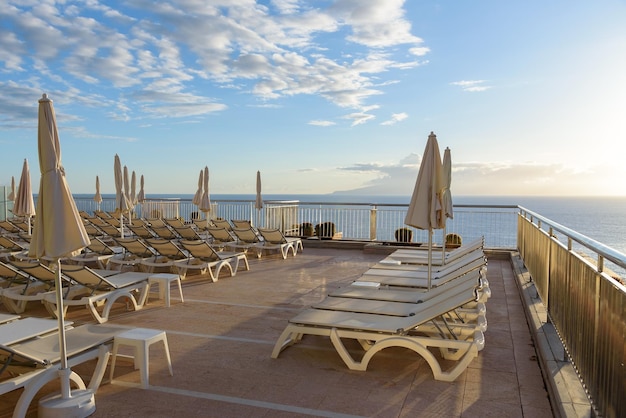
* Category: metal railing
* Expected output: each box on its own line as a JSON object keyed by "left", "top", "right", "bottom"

{"left": 75, "top": 197, "right": 520, "bottom": 248}
{"left": 518, "top": 208, "right": 626, "bottom": 418}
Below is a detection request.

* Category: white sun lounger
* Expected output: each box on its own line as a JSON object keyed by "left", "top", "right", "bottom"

{"left": 320, "top": 268, "right": 490, "bottom": 334}
{"left": 0, "top": 314, "right": 20, "bottom": 325}
{"left": 358, "top": 257, "right": 488, "bottom": 289}
{"left": 0, "top": 317, "right": 67, "bottom": 346}
{"left": 257, "top": 228, "right": 303, "bottom": 259}
{"left": 319, "top": 268, "right": 487, "bottom": 316}
{"left": 386, "top": 236, "right": 484, "bottom": 265}
{"left": 42, "top": 265, "right": 150, "bottom": 323}
{"left": 372, "top": 247, "right": 484, "bottom": 271}
{"left": 271, "top": 279, "right": 484, "bottom": 381}
{"left": 0, "top": 324, "right": 122, "bottom": 418}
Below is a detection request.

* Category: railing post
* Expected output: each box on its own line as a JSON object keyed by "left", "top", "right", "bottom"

{"left": 369, "top": 206, "right": 377, "bottom": 241}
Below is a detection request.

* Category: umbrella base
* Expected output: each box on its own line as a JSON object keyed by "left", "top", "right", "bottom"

{"left": 38, "top": 389, "right": 96, "bottom": 418}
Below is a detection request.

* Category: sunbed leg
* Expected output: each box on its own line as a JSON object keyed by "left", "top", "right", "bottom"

{"left": 330, "top": 328, "right": 366, "bottom": 371}
{"left": 87, "top": 345, "right": 112, "bottom": 390}
{"left": 271, "top": 327, "right": 299, "bottom": 358}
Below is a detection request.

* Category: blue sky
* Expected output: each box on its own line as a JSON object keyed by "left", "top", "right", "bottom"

{"left": 1, "top": 0, "right": 625, "bottom": 197}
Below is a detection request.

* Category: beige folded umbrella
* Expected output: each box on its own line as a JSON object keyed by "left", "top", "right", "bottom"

{"left": 114, "top": 155, "right": 130, "bottom": 237}
{"left": 28, "top": 93, "right": 94, "bottom": 415}
{"left": 137, "top": 174, "right": 145, "bottom": 203}
{"left": 199, "top": 166, "right": 211, "bottom": 227}
{"left": 404, "top": 131, "right": 445, "bottom": 290}
{"left": 94, "top": 175, "right": 102, "bottom": 210}
{"left": 14, "top": 159, "right": 36, "bottom": 234}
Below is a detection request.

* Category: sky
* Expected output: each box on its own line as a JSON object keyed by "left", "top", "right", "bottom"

{"left": 1, "top": 0, "right": 625, "bottom": 198}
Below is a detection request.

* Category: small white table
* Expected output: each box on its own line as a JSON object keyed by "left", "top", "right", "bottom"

{"left": 109, "top": 328, "right": 173, "bottom": 389}
{"left": 148, "top": 273, "right": 184, "bottom": 307}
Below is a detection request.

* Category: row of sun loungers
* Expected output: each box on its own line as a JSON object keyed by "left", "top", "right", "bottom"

{"left": 79, "top": 213, "right": 303, "bottom": 260}
{"left": 271, "top": 236, "right": 488, "bottom": 381}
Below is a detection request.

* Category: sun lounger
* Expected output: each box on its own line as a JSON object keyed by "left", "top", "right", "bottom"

{"left": 387, "top": 236, "right": 484, "bottom": 265}
{"left": 0, "top": 260, "right": 29, "bottom": 288}
{"left": 0, "top": 236, "right": 28, "bottom": 260}
{"left": 0, "top": 314, "right": 20, "bottom": 325}
{"left": 205, "top": 226, "right": 238, "bottom": 250}
{"left": 0, "top": 317, "right": 66, "bottom": 346}
{"left": 70, "top": 237, "right": 120, "bottom": 269}
{"left": 324, "top": 268, "right": 490, "bottom": 335}
{"left": 271, "top": 276, "right": 484, "bottom": 381}
{"left": 257, "top": 228, "right": 303, "bottom": 259}
{"left": 108, "top": 237, "right": 156, "bottom": 271}
{"left": 178, "top": 239, "right": 248, "bottom": 282}
{"left": 358, "top": 253, "right": 488, "bottom": 289}
{"left": 231, "top": 219, "right": 253, "bottom": 229}
{"left": 0, "top": 220, "right": 27, "bottom": 236}
{"left": 230, "top": 227, "right": 263, "bottom": 258}
{"left": 141, "top": 238, "right": 206, "bottom": 278}
{"left": 96, "top": 223, "right": 123, "bottom": 238}
{"left": 211, "top": 218, "right": 233, "bottom": 231}
{"left": 127, "top": 224, "right": 157, "bottom": 240}
{"left": 0, "top": 261, "right": 85, "bottom": 314}
{"left": 323, "top": 267, "right": 487, "bottom": 313}
{"left": 81, "top": 221, "right": 107, "bottom": 239}
{"left": 42, "top": 265, "right": 150, "bottom": 323}
{"left": 171, "top": 225, "right": 204, "bottom": 240}
{"left": 150, "top": 226, "right": 178, "bottom": 241}
{"left": 0, "top": 324, "right": 122, "bottom": 418}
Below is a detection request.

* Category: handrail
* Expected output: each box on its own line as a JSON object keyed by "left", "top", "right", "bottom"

{"left": 519, "top": 206, "right": 626, "bottom": 272}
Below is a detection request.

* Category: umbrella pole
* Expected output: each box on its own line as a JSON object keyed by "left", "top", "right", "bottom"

{"left": 54, "top": 258, "right": 71, "bottom": 398}
{"left": 442, "top": 226, "right": 446, "bottom": 264}
{"left": 427, "top": 229, "right": 433, "bottom": 291}
{"left": 39, "top": 262, "right": 97, "bottom": 417}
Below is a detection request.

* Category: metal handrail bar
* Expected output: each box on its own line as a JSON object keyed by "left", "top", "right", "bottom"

{"left": 519, "top": 206, "right": 626, "bottom": 271}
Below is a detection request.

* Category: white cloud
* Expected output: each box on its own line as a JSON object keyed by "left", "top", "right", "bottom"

{"left": 450, "top": 80, "right": 492, "bottom": 92}
{"left": 343, "top": 111, "right": 376, "bottom": 126}
{"left": 308, "top": 120, "right": 336, "bottom": 126}
{"left": 381, "top": 112, "right": 408, "bottom": 125}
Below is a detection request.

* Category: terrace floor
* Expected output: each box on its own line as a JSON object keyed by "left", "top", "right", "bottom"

{"left": 1, "top": 245, "right": 555, "bottom": 418}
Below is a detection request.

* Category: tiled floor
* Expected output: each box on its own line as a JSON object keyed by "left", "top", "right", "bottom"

{"left": 1, "top": 247, "right": 553, "bottom": 417}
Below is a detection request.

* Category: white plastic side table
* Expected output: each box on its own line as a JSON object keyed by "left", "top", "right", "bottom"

{"left": 109, "top": 328, "right": 173, "bottom": 388}
{"left": 148, "top": 273, "right": 184, "bottom": 307}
